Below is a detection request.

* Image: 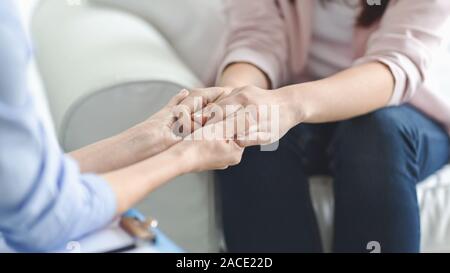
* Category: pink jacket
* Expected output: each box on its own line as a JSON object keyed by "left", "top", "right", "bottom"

{"left": 218, "top": 0, "right": 450, "bottom": 132}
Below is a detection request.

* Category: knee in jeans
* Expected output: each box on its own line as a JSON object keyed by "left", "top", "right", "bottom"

{"left": 333, "top": 107, "right": 415, "bottom": 160}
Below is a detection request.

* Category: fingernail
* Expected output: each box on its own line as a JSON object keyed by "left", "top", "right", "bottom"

{"left": 179, "top": 89, "right": 189, "bottom": 96}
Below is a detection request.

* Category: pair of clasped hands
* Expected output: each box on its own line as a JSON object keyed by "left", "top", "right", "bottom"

{"left": 73, "top": 84, "right": 295, "bottom": 213}
{"left": 142, "top": 85, "right": 290, "bottom": 173}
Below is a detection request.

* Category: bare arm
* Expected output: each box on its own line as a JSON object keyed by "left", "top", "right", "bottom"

{"left": 283, "top": 62, "right": 394, "bottom": 124}
{"left": 101, "top": 144, "right": 187, "bottom": 214}
{"left": 219, "top": 61, "right": 394, "bottom": 125}
{"left": 69, "top": 127, "right": 153, "bottom": 174}
{"left": 219, "top": 63, "right": 271, "bottom": 89}
{"left": 69, "top": 90, "right": 189, "bottom": 173}
{"left": 178, "top": 61, "right": 394, "bottom": 148}
{"left": 101, "top": 122, "right": 244, "bottom": 214}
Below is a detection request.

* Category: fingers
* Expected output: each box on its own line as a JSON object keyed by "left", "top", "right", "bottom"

{"left": 179, "top": 87, "right": 227, "bottom": 114}
{"left": 182, "top": 124, "right": 244, "bottom": 171}
{"left": 226, "top": 109, "right": 258, "bottom": 139}
{"left": 189, "top": 117, "right": 274, "bottom": 149}
{"left": 217, "top": 139, "right": 244, "bottom": 170}
{"left": 223, "top": 108, "right": 275, "bottom": 148}
{"left": 196, "top": 86, "right": 256, "bottom": 126}
{"left": 197, "top": 94, "right": 247, "bottom": 127}
{"left": 200, "top": 102, "right": 242, "bottom": 127}
{"left": 171, "top": 86, "right": 266, "bottom": 141}
{"left": 166, "top": 89, "right": 190, "bottom": 107}
{"left": 235, "top": 115, "right": 277, "bottom": 147}
{"left": 171, "top": 87, "right": 231, "bottom": 135}
{"left": 228, "top": 141, "right": 244, "bottom": 167}
{"left": 192, "top": 104, "right": 217, "bottom": 127}
{"left": 172, "top": 104, "right": 201, "bottom": 137}
{"left": 236, "top": 131, "right": 273, "bottom": 147}
{"left": 189, "top": 108, "right": 259, "bottom": 143}
{"left": 164, "top": 110, "right": 179, "bottom": 129}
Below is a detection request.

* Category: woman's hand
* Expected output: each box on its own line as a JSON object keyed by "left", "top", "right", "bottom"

{"left": 172, "top": 87, "right": 233, "bottom": 136}
{"left": 172, "top": 119, "right": 245, "bottom": 173}
{"left": 130, "top": 89, "right": 191, "bottom": 158}
{"left": 177, "top": 85, "right": 301, "bottom": 147}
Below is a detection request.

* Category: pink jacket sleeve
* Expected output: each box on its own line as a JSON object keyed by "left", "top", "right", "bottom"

{"left": 218, "top": 0, "right": 289, "bottom": 88}
{"left": 355, "top": 0, "right": 450, "bottom": 106}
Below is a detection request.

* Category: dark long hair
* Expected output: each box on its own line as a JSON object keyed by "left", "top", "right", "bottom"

{"left": 320, "top": 0, "right": 389, "bottom": 27}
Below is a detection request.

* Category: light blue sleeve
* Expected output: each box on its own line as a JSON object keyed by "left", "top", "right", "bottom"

{"left": 0, "top": 0, "right": 116, "bottom": 252}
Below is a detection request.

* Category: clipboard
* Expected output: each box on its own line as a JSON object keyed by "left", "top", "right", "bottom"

{"left": 66, "top": 209, "right": 182, "bottom": 253}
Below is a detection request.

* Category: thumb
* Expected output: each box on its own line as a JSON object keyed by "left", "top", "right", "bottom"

{"left": 236, "top": 131, "right": 273, "bottom": 147}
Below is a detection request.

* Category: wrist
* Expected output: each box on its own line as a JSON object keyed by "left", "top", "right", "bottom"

{"left": 277, "top": 83, "right": 315, "bottom": 124}
{"left": 126, "top": 121, "right": 175, "bottom": 160}
{"left": 166, "top": 141, "right": 198, "bottom": 175}
{"left": 116, "top": 123, "right": 157, "bottom": 162}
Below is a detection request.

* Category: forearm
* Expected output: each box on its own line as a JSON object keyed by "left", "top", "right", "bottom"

{"left": 101, "top": 145, "right": 191, "bottom": 214}
{"left": 219, "top": 63, "right": 271, "bottom": 89}
{"left": 69, "top": 125, "right": 151, "bottom": 173}
{"left": 282, "top": 62, "right": 395, "bottom": 124}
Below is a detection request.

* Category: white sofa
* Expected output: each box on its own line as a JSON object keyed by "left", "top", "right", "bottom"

{"left": 32, "top": 0, "right": 450, "bottom": 252}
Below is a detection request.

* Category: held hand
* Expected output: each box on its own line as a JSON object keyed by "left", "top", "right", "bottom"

{"left": 173, "top": 119, "right": 245, "bottom": 173}
{"left": 188, "top": 85, "right": 298, "bottom": 147}
{"left": 173, "top": 87, "right": 234, "bottom": 136}
{"left": 129, "top": 89, "right": 191, "bottom": 159}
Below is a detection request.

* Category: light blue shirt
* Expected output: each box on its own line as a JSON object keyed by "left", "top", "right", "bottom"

{"left": 0, "top": 0, "right": 116, "bottom": 252}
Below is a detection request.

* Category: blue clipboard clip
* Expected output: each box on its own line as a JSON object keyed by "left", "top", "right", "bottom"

{"left": 111, "top": 209, "right": 182, "bottom": 253}
{"left": 120, "top": 209, "right": 158, "bottom": 243}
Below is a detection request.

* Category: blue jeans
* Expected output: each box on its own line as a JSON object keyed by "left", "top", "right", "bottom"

{"left": 217, "top": 105, "right": 450, "bottom": 253}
